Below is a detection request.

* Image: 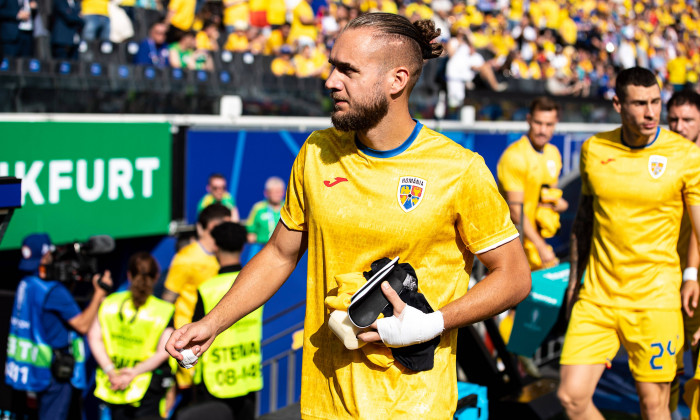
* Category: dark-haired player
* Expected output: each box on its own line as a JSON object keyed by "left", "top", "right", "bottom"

{"left": 560, "top": 68, "right": 700, "bottom": 420}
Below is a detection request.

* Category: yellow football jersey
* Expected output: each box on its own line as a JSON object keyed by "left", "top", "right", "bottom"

{"left": 497, "top": 135, "right": 562, "bottom": 267}
{"left": 281, "top": 122, "right": 518, "bottom": 419}
{"left": 578, "top": 127, "right": 700, "bottom": 310}
{"left": 164, "top": 241, "right": 219, "bottom": 328}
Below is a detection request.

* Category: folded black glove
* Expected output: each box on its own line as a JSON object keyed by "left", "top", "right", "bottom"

{"left": 352, "top": 257, "right": 440, "bottom": 372}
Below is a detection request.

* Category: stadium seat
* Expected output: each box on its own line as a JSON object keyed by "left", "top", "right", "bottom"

{"left": 213, "top": 50, "right": 239, "bottom": 88}
{"left": 231, "top": 52, "right": 261, "bottom": 94}
{"left": 109, "top": 63, "right": 138, "bottom": 90}
{"left": 189, "top": 69, "right": 218, "bottom": 95}
{"left": 217, "top": 69, "right": 234, "bottom": 90}
{"left": 168, "top": 66, "right": 189, "bottom": 93}
{"left": 0, "top": 57, "right": 19, "bottom": 75}
{"left": 0, "top": 57, "right": 19, "bottom": 90}
{"left": 18, "top": 58, "right": 53, "bottom": 89}
{"left": 79, "top": 40, "right": 121, "bottom": 64}
{"left": 138, "top": 65, "right": 167, "bottom": 92}
{"left": 54, "top": 60, "right": 84, "bottom": 90}
{"left": 118, "top": 39, "right": 141, "bottom": 64}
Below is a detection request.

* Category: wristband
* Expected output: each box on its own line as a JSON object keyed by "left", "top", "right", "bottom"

{"left": 376, "top": 306, "right": 444, "bottom": 348}
{"left": 103, "top": 364, "right": 115, "bottom": 374}
{"left": 684, "top": 267, "right": 698, "bottom": 282}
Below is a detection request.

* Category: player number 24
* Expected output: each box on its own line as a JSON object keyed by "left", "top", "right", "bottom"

{"left": 650, "top": 339, "right": 677, "bottom": 370}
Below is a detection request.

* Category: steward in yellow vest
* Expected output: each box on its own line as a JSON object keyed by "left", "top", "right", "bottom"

{"left": 87, "top": 253, "right": 175, "bottom": 420}
{"left": 192, "top": 222, "right": 263, "bottom": 420}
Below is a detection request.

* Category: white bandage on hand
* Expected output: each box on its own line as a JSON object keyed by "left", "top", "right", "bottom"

{"left": 178, "top": 348, "right": 199, "bottom": 369}
{"left": 376, "top": 306, "right": 444, "bottom": 347}
{"left": 684, "top": 267, "right": 698, "bottom": 282}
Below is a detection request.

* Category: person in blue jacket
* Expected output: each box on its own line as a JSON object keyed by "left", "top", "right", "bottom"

{"left": 5, "top": 233, "right": 112, "bottom": 420}
{"left": 50, "top": 0, "right": 84, "bottom": 60}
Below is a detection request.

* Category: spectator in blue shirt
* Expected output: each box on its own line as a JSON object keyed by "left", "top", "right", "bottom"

{"left": 5, "top": 233, "right": 112, "bottom": 420}
{"left": 134, "top": 21, "right": 169, "bottom": 67}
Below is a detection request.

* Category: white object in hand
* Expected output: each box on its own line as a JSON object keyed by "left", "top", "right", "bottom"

{"left": 328, "top": 310, "right": 366, "bottom": 350}
{"left": 178, "top": 348, "right": 198, "bottom": 369}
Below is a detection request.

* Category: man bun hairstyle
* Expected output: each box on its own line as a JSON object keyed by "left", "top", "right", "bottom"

{"left": 412, "top": 18, "right": 443, "bottom": 60}
{"left": 345, "top": 12, "right": 443, "bottom": 60}
{"left": 344, "top": 13, "right": 443, "bottom": 92}
{"left": 128, "top": 252, "right": 160, "bottom": 309}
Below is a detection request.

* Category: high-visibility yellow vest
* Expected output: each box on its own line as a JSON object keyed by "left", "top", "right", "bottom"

{"left": 195, "top": 272, "right": 263, "bottom": 398}
{"left": 94, "top": 292, "right": 174, "bottom": 405}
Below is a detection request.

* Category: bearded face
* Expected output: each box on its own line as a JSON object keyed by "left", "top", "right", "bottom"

{"left": 330, "top": 81, "right": 390, "bottom": 132}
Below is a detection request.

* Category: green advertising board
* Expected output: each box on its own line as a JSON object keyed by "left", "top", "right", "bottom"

{"left": 0, "top": 122, "right": 172, "bottom": 250}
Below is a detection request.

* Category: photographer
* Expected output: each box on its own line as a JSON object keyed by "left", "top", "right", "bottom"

{"left": 5, "top": 233, "right": 112, "bottom": 420}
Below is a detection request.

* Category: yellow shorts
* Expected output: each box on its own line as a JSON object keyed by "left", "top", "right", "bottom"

{"left": 561, "top": 299, "right": 683, "bottom": 383}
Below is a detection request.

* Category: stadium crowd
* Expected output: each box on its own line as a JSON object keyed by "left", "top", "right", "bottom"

{"left": 2, "top": 0, "right": 700, "bottom": 99}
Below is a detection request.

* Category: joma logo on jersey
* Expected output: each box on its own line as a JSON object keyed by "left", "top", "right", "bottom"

{"left": 397, "top": 176, "right": 426, "bottom": 212}
{"left": 648, "top": 155, "right": 667, "bottom": 179}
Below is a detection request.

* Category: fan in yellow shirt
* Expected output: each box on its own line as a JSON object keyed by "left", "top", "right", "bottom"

{"left": 264, "top": 22, "right": 291, "bottom": 55}
{"left": 166, "top": 13, "right": 531, "bottom": 420}
{"left": 224, "top": 21, "right": 249, "bottom": 51}
{"left": 497, "top": 96, "right": 567, "bottom": 270}
{"left": 162, "top": 204, "right": 231, "bottom": 387}
{"left": 223, "top": 0, "right": 249, "bottom": 31}
{"left": 293, "top": 41, "right": 330, "bottom": 78}
{"left": 167, "top": 0, "right": 196, "bottom": 31}
{"left": 196, "top": 22, "right": 220, "bottom": 51}
{"left": 560, "top": 67, "right": 700, "bottom": 420}
{"left": 270, "top": 44, "right": 296, "bottom": 75}
{"left": 288, "top": 0, "right": 317, "bottom": 45}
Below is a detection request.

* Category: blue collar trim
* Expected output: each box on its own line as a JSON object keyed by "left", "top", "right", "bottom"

{"left": 197, "top": 241, "right": 214, "bottom": 256}
{"left": 621, "top": 126, "right": 660, "bottom": 149}
{"left": 355, "top": 121, "right": 422, "bottom": 158}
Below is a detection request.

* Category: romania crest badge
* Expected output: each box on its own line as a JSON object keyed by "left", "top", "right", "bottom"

{"left": 397, "top": 176, "right": 426, "bottom": 213}
{"left": 648, "top": 155, "right": 667, "bottom": 179}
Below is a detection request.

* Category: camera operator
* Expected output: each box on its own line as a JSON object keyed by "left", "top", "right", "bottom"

{"left": 5, "top": 233, "right": 113, "bottom": 420}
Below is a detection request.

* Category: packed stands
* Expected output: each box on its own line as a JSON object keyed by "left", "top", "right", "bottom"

{"left": 0, "top": 0, "right": 698, "bottom": 117}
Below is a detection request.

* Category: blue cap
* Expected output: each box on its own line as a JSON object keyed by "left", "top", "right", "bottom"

{"left": 19, "top": 233, "right": 53, "bottom": 272}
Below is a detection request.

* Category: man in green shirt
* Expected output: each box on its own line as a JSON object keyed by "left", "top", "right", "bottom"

{"left": 246, "top": 176, "right": 285, "bottom": 245}
{"left": 197, "top": 173, "right": 240, "bottom": 222}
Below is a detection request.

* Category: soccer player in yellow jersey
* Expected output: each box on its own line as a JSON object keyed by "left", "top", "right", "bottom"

{"left": 497, "top": 96, "right": 568, "bottom": 270}
{"left": 666, "top": 90, "right": 700, "bottom": 417}
{"left": 559, "top": 67, "right": 700, "bottom": 420}
{"left": 166, "top": 13, "right": 531, "bottom": 419}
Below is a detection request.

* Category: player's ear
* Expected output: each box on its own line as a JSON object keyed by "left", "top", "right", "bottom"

{"left": 612, "top": 95, "right": 621, "bottom": 113}
{"left": 389, "top": 66, "right": 410, "bottom": 95}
